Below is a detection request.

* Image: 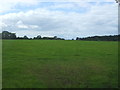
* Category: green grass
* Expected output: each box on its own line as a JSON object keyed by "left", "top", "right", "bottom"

{"left": 2, "top": 40, "right": 118, "bottom": 88}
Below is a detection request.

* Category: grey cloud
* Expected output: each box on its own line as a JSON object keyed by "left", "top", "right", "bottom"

{"left": 0, "top": 3, "right": 118, "bottom": 39}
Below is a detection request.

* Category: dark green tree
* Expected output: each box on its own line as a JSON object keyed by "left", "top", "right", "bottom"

{"left": 23, "top": 35, "right": 28, "bottom": 39}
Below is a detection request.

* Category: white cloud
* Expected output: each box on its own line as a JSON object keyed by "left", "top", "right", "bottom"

{"left": 0, "top": 2, "right": 118, "bottom": 39}
{"left": 0, "top": 0, "right": 39, "bottom": 13}
{"left": 0, "top": 0, "right": 116, "bottom": 13}
{"left": 16, "top": 20, "right": 39, "bottom": 29}
{"left": 16, "top": 21, "right": 29, "bottom": 29}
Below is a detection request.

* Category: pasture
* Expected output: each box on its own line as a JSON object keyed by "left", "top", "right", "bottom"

{"left": 2, "top": 40, "right": 118, "bottom": 88}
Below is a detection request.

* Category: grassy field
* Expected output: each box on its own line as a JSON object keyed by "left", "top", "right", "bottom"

{"left": 2, "top": 40, "right": 118, "bottom": 88}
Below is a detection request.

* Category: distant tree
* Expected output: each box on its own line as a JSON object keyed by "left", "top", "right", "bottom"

{"left": 76, "top": 37, "right": 79, "bottom": 40}
{"left": 36, "top": 35, "right": 41, "bottom": 39}
{"left": 0, "top": 33, "right": 2, "bottom": 39}
{"left": 2, "top": 31, "right": 10, "bottom": 39}
{"left": 2, "top": 31, "right": 16, "bottom": 39}
{"left": 28, "top": 38, "right": 32, "bottom": 40}
{"left": 54, "top": 36, "right": 57, "bottom": 40}
{"left": 33, "top": 37, "right": 37, "bottom": 39}
{"left": 23, "top": 35, "right": 28, "bottom": 39}
{"left": 76, "top": 35, "right": 119, "bottom": 41}
{"left": 10, "top": 33, "right": 16, "bottom": 39}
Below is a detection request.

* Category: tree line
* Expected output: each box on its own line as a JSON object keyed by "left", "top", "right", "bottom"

{"left": 0, "top": 31, "right": 65, "bottom": 40}
{"left": 76, "top": 35, "right": 120, "bottom": 41}
{"left": 0, "top": 31, "right": 119, "bottom": 41}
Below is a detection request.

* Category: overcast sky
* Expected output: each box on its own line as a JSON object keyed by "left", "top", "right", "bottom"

{"left": 0, "top": 0, "right": 118, "bottom": 39}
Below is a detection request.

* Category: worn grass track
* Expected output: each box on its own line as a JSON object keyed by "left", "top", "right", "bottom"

{"left": 2, "top": 40, "right": 118, "bottom": 88}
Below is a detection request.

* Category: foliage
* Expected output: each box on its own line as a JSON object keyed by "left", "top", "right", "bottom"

{"left": 0, "top": 31, "right": 119, "bottom": 41}
{"left": 76, "top": 35, "right": 120, "bottom": 41}
{"left": 0, "top": 31, "right": 16, "bottom": 39}
{"left": 0, "top": 31, "right": 64, "bottom": 40}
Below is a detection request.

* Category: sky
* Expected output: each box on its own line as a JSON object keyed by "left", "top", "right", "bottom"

{"left": 0, "top": 0, "right": 118, "bottom": 39}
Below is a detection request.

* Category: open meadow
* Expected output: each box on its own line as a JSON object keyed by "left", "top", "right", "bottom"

{"left": 2, "top": 40, "right": 118, "bottom": 88}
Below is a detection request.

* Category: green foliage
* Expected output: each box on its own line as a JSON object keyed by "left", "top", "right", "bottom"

{"left": 2, "top": 40, "right": 118, "bottom": 88}
{"left": 76, "top": 35, "right": 119, "bottom": 41}
{"left": 1, "top": 31, "right": 16, "bottom": 39}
